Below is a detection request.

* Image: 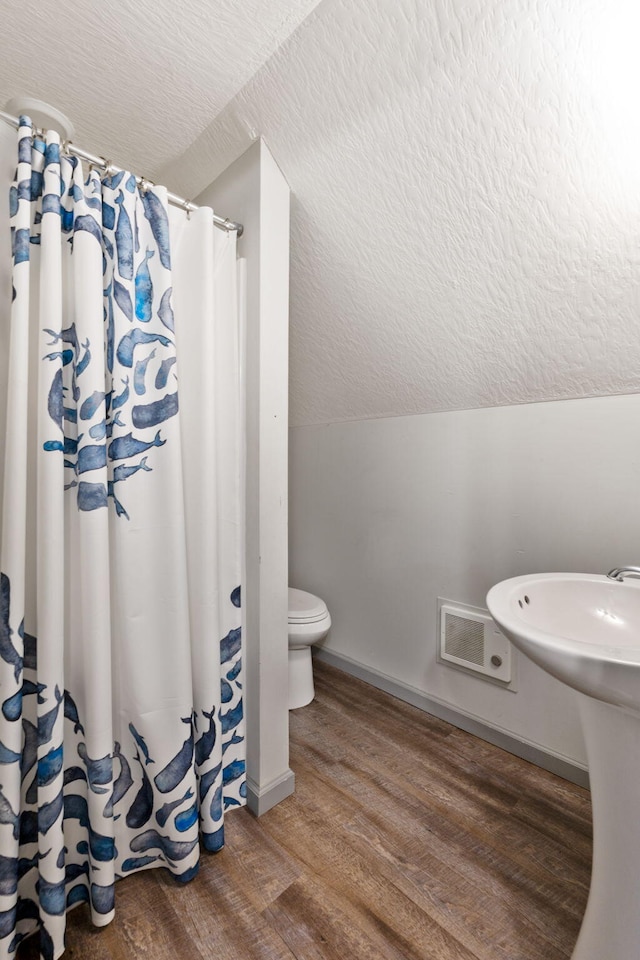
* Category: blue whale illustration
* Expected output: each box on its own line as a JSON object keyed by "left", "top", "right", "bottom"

{"left": 74, "top": 214, "right": 102, "bottom": 247}
{"left": 64, "top": 690, "right": 85, "bottom": 735}
{"left": 0, "top": 742, "right": 21, "bottom": 765}
{"left": 155, "top": 356, "right": 176, "bottom": 390}
{"left": 112, "top": 377, "right": 129, "bottom": 411}
{"left": 156, "top": 788, "right": 194, "bottom": 828}
{"left": 76, "top": 340, "right": 92, "bottom": 377}
{"left": 38, "top": 685, "right": 63, "bottom": 745}
{"left": 121, "top": 855, "right": 159, "bottom": 872}
{"left": 43, "top": 349, "right": 73, "bottom": 366}
{"left": 223, "top": 759, "right": 245, "bottom": 786}
{"left": 105, "top": 282, "right": 115, "bottom": 373}
{"left": 221, "top": 700, "right": 243, "bottom": 736}
{"left": 38, "top": 788, "right": 64, "bottom": 834}
{"left": 114, "top": 191, "right": 133, "bottom": 280}
{"left": 128, "top": 723, "right": 153, "bottom": 765}
{"left": 141, "top": 190, "right": 171, "bottom": 269}
{"left": 63, "top": 795, "right": 115, "bottom": 861}
{"left": 112, "top": 458, "right": 151, "bottom": 483}
{"left": 203, "top": 825, "right": 225, "bottom": 853}
{"left": 38, "top": 744, "right": 64, "bottom": 787}
{"left": 129, "top": 829, "right": 198, "bottom": 863}
{"left": 0, "top": 573, "right": 22, "bottom": 683}
{"left": 21, "top": 624, "right": 36, "bottom": 671}
{"left": 116, "top": 329, "right": 172, "bottom": 368}
{"left": 198, "top": 761, "right": 221, "bottom": 805}
{"left": 195, "top": 709, "right": 216, "bottom": 768}
{"left": 77, "top": 481, "right": 108, "bottom": 512}
{"left": 154, "top": 719, "right": 193, "bottom": 794}
{"left": 89, "top": 420, "right": 106, "bottom": 441}
{"left": 38, "top": 876, "right": 66, "bottom": 916}
{"left": 131, "top": 391, "right": 178, "bottom": 429}
{"left": 106, "top": 412, "right": 125, "bottom": 438}
{"left": 158, "top": 287, "right": 174, "bottom": 331}
{"left": 21, "top": 720, "right": 38, "bottom": 781}
{"left": 64, "top": 766, "right": 87, "bottom": 787}
{"left": 47, "top": 367, "right": 64, "bottom": 430}
{"left": 13, "top": 227, "right": 30, "bottom": 264}
{"left": 104, "top": 742, "right": 133, "bottom": 818}
{"left": 65, "top": 862, "right": 90, "bottom": 884}
{"left": 77, "top": 444, "right": 107, "bottom": 474}
{"left": 91, "top": 883, "right": 115, "bottom": 916}
{"left": 105, "top": 171, "right": 125, "bottom": 190}
{"left": 78, "top": 743, "right": 112, "bottom": 795}
{"left": 126, "top": 753, "right": 153, "bottom": 830}
{"left": 67, "top": 884, "right": 90, "bottom": 910}
{"left": 220, "top": 627, "right": 241, "bottom": 664}
{"left": 226, "top": 659, "right": 242, "bottom": 682}
{"left": 79, "top": 390, "right": 105, "bottom": 421}
{"left": 175, "top": 802, "right": 198, "bottom": 833}
{"left": 108, "top": 430, "right": 165, "bottom": 461}
{"left": 114, "top": 279, "right": 133, "bottom": 321}
{"left": 2, "top": 689, "right": 22, "bottom": 723}
{"left": 135, "top": 249, "right": 155, "bottom": 322}
{"left": 102, "top": 202, "right": 115, "bottom": 231}
{"left": 222, "top": 732, "right": 244, "bottom": 755}
{"left": 134, "top": 349, "right": 156, "bottom": 395}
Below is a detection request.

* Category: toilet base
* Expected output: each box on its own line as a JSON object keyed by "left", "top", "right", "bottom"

{"left": 289, "top": 646, "right": 315, "bottom": 709}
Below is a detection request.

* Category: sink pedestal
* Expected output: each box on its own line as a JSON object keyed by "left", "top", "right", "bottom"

{"left": 486, "top": 572, "right": 640, "bottom": 960}
{"left": 572, "top": 696, "right": 640, "bottom": 960}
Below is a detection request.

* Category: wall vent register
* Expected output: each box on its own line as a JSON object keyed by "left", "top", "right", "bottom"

{"left": 437, "top": 599, "right": 513, "bottom": 686}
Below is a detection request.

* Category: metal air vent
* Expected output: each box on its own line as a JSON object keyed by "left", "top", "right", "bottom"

{"left": 438, "top": 599, "right": 513, "bottom": 685}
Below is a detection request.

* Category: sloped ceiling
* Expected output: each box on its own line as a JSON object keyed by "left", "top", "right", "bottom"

{"left": 0, "top": 0, "right": 323, "bottom": 176}
{"left": 162, "top": 0, "right": 640, "bottom": 427}
{"left": 2, "top": 0, "right": 639, "bottom": 428}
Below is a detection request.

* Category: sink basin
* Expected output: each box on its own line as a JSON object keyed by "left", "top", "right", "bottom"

{"left": 487, "top": 572, "right": 640, "bottom": 960}
{"left": 486, "top": 572, "right": 640, "bottom": 711}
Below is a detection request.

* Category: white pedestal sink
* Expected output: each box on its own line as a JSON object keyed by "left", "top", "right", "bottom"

{"left": 487, "top": 573, "right": 640, "bottom": 960}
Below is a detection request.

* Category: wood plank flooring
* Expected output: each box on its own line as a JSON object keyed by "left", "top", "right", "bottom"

{"left": 19, "top": 661, "right": 592, "bottom": 959}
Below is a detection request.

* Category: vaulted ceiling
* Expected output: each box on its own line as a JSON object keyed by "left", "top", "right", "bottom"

{"left": 161, "top": 0, "right": 640, "bottom": 426}
{"left": 2, "top": 0, "right": 639, "bottom": 427}
{"left": 0, "top": 0, "right": 322, "bottom": 175}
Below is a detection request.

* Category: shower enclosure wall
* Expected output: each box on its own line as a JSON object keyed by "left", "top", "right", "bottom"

{"left": 197, "top": 140, "right": 293, "bottom": 814}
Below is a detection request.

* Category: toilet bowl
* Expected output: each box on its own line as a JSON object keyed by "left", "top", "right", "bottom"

{"left": 288, "top": 588, "right": 331, "bottom": 709}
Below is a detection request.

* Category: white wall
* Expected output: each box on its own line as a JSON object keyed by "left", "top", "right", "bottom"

{"left": 290, "top": 394, "right": 640, "bottom": 772}
{"left": 197, "top": 140, "right": 293, "bottom": 814}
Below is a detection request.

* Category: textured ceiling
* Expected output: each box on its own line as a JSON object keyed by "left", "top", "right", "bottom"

{"left": 162, "top": 0, "right": 640, "bottom": 427}
{"left": 0, "top": 0, "right": 322, "bottom": 177}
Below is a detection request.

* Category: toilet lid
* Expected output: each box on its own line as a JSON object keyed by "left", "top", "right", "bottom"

{"left": 288, "top": 587, "right": 329, "bottom": 624}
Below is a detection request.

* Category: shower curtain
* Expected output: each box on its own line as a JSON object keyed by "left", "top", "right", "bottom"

{"left": 0, "top": 117, "right": 245, "bottom": 959}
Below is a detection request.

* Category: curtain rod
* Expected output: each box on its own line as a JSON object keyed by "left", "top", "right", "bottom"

{"left": 0, "top": 110, "right": 243, "bottom": 237}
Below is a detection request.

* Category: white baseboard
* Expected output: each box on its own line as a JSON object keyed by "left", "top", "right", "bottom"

{"left": 315, "top": 648, "right": 590, "bottom": 790}
{"left": 246, "top": 768, "right": 296, "bottom": 816}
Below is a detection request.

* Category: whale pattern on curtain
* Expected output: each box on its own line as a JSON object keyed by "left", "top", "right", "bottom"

{"left": 0, "top": 118, "right": 245, "bottom": 959}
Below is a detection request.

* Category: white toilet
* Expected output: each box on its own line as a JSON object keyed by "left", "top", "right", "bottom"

{"left": 288, "top": 588, "right": 331, "bottom": 709}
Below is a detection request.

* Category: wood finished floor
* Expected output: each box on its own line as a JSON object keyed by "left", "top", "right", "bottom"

{"left": 19, "top": 661, "right": 592, "bottom": 959}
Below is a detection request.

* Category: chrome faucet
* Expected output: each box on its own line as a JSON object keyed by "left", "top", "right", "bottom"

{"left": 607, "top": 566, "right": 640, "bottom": 582}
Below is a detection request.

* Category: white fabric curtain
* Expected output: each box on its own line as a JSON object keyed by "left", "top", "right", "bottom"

{"left": 0, "top": 118, "right": 244, "bottom": 959}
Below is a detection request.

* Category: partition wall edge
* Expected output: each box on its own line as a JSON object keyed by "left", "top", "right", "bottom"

{"left": 196, "top": 139, "right": 293, "bottom": 815}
